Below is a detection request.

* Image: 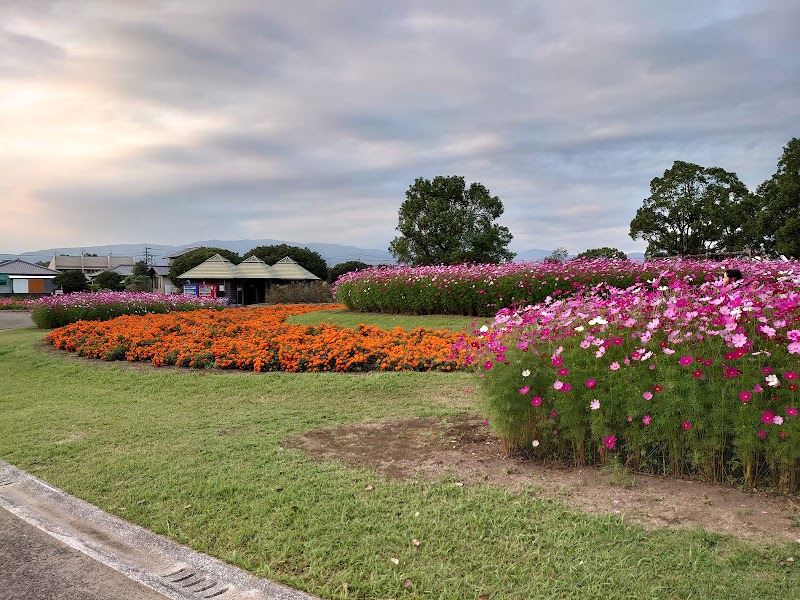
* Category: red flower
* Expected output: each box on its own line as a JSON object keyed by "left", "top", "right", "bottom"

{"left": 682, "top": 421, "right": 692, "bottom": 431}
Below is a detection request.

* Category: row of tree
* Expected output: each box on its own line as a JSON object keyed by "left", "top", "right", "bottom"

{"left": 630, "top": 138, "right": 800, "bottom": 258}
{"left": 386, "top": 137, "right": 798, "bottom": 265}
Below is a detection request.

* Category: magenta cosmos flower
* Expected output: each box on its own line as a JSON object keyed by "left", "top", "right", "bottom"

{"left": 603, "top": 435, "right": 616, "bottom": 450}
{"left": 739, "top": 390, "right": 752, "bottom": 403}
{"left": 761, "top": 410, "right": 776, "bottom": 424}
{"left": 531, "top": 396, "right": 542, "bottom": 407}
{"left": 679, "top": 355, "right": 694, "bottom": 366}
{"left": 786, "top": 407, "right": 799, "bottom": 417}
{"left": 585, "top": 379, "right": 597, "bottom": 389}
{"left": 682, "top": 421, "right": 692, "bottom": 431}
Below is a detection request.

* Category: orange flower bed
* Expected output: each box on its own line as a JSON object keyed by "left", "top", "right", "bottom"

{"left": 45, "top": 304, "right": 467, "bottom": 372}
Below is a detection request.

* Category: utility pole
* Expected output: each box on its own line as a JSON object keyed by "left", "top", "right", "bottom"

{"left": 144, "top": 246, "right": 152, "bottom": 266}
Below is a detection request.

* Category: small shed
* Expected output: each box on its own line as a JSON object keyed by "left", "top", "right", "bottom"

{"left": 177, "top": 255, "right": 320, "bottom": 306}
{"left": 0, "top": 259, "right": 61, "bottom": 296}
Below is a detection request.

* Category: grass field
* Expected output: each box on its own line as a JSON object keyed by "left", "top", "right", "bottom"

{"left": 1, "top": 323, "right": 799, "bottom": 599}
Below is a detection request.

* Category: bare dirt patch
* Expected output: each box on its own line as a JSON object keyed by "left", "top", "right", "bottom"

{"left": 284, "top": 413, "right": 800, "bottom": 544}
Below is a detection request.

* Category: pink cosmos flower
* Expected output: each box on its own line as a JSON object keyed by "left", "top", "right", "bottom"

{"left": 662, "top": 348, "right": 675, "bottom": 355}
{"left": 784, "top": 371, "right": 798, "bottom": 381}
{"left": 788, "top": 330, "right": 800, "bottom": 342}
{"left": 585, "top": 379, "right": 597, "bottom": 389}
{"left": 482, "top": 418, "right": 489, "bottom": 426}
{"left": 643, "top": 391, "right": 653, "bottom": 400}
{"left": 519, "top": 386, "right": 530, "bottom": 395}
{"left": 550, "top": 410, "right": 557, "bottom": 418}
{"left": 557, "top": 368, "right": 569, "bottom": 376}
{"left": 590, "top": 399, "right": 600, "bottom": 410}
{"left": 603, "top": 435, "right": 616, "bottom": 450}
{"left": 553, "top": 380, "right": 564, "bottom": 391}
{"left": 580, "top": 340, "right": 592, "bottom": 349}
{"left": 761, "top": 366, "right": 774, "bottom": 375}
{"left": 682, "top": 421, "right": 692, "bottom": 431}
{"left": 484, "top": 360, "right": 493, "bottom": 370}
{"left": 679, "top": 355, "right": 693, "bottom": 366}
{"left": 642, "top": 415, "right": 651, "bottom": 425}
{"left": 731, "top": 333, "right": 748, "bottom": 348}
{"left": 626, "top": 415, "right": 633, "bottom": 422}
{"left": 610, "top": 362, "right": 620, "bottom": 371}
{"left": 761, "top": 410, "right": 775, "bottom": 424}
{"left": 788, "top": 341, "right": 800, "bottom": 355}
{"left": 739, "top": 390, "right": 752, "bottom": 403}
{"left": 649, "top": 364, "right": 656, "bottom": 370}
{"left": 754, "top": 384, "right": 763, "bottom": 393}
{"left": 531, "top": 396, "right": 542, "bottom": 407}
{"left": 773, "top": 415, "right": 784, "bottom": 425}
{"left": 758, "top": 430, "right": 767, "bottom": 440}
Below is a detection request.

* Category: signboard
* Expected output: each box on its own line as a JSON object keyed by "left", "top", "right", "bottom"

{"left": 183, "top": 283, "right": 199, "bottom": 296}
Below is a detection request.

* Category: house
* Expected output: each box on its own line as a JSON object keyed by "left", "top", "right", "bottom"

{"left": 150, "top": 265, "right": 175, "bottom": 294}
{"left": 177, "top": 254, "right": 319, "bottom": 305}
{"left": 0, "top": 259, "right": 61, "bottom": 296}
{"left": 48, "top": 254, "right": 137, "bottom": 277}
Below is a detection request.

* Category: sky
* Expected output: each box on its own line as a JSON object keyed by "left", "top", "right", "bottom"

{"left": 1, "top": 1, "right": 798, "bottom": 258}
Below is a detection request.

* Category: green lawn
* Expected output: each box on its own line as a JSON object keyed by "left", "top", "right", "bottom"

{"left": 286, "top": 307, "right": 482, "bottom": 332}
{"left": 1, "top": 326, "right": 798, "bottom": 599}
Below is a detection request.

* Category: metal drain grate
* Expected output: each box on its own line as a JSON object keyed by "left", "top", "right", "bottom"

{"left": 162, "top": 566, "right": 231, "bottom": 598}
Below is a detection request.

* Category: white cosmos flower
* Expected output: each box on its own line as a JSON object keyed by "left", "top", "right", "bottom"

{"left": 479, "top": 325, "right": 489, "bottom": 333}
{"left": 766, "top": 374, "right": 780, "bottom": 387}
{"left": 532, "top": 440, "right": 540, "bottom": 447}
{"left": 574, "top": 325, "right": 585, "bottom": 332}
{"left": 522, "top": 369, "right": 531, "bottom": 377}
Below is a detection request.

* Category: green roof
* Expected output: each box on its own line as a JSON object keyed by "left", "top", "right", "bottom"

{"left": 178, "top": 255, "right": 319, "bottom": 280}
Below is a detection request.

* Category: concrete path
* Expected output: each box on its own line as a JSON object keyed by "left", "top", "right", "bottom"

{"left": 0, "top": 310, "right": 34, "bottom": 331}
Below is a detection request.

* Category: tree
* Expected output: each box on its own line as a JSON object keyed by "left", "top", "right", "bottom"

{"left": 53, "top": 270, "right": 88, "bottom": 293}
{"left": 544, "top": 247, "right": 570, "bottom": 263}
{"left": 576, "top": 247, "right": 627, "bottom": 260}
{"left": 242, "top": 245, "right": 328, "bottom": 280}
{"left": 93, "top": 270, "right": 124, "bottom": 291}
{"left": 629, "top": 161, "right": 749, "bottom": 257}
{"left": 389, "top": 175, "right": 514, "bottom": 265}
{"left": 168, "top": 247, "right": 241, "bottom": 287}
{"left": 132, "top": 260, "right": 150, "bottom": 277}
{"left": 328, "top": 260, "right": 371, "bottom": 283}
{"left": 755, "top": 138, "right": 800, "bottom": 257}
{"left": 124, "top": 275, "right": 150, "bottom": 292}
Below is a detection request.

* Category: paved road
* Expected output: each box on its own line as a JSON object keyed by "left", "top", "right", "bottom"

{"left": 0, "top": 507, "right": 167, "bottom": 600}
{"left": 0, "top": 311, "right": 34, "bottom": 331}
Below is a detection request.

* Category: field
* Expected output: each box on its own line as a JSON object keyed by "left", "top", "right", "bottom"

{"left": 1, "top": 311, "right": 799, "bottom": 599}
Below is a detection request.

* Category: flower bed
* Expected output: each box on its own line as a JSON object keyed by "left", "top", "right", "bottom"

{"left": 333, "top": 259, "right": 743, "bottom": 316}
{"left": 30, "top": 291, "right": 228, "bottom": 328}
{"left": 45, "top": 304, "right": 466, "bottom": 372}
{"left": 459, "top": 261, "right": 800, "bottom": 492}
{"left": 0, "top": 298, "right": 31, "bottom": 310}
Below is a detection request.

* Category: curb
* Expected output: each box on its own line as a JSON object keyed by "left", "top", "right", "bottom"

{"left": 0, "top": 461, "right": 321, "bottom": 600}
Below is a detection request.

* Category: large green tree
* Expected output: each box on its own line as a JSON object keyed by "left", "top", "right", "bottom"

{"left": 242, "top": 245, "right": 328, "bottom": 281}
{"left": 168, "top": 247, "right": 241, "bottom": 286}
{"left": 756, "top": 138, "right": 800, "bottom": 257}
{"left": 389, "top": 175, "right": 514, "bottom": 265}
{"left": 53, "top": 270, "right": 88, "bottom": 293}
{"left": 629, "top": 161, "right": 749, "bottom": 257}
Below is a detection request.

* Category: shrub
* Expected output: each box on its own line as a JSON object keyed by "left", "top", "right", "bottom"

{"left": 94, "top": 270, "right": 125, "bottom": 291}
{"left": 266, "top": 282, "right": 334, "bottom": 304}
{"left": 333, "top": 259, "right": 723, "bottom": 316}
{"left": 29, "top": 291, "right": 227, "bottom": 328}
{"left": 460, "top": 261, "right": 800, "bottom": 492}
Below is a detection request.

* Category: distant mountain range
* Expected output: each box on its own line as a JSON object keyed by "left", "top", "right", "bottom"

{"left": 1, "top": 239, "right": 645, "bottom": 266}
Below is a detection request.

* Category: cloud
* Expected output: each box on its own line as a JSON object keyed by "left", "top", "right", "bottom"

{"left": 1, "top": 0, "right": 798, "bottom": 255}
